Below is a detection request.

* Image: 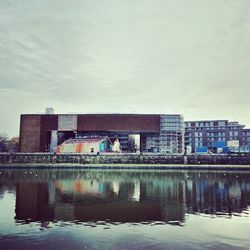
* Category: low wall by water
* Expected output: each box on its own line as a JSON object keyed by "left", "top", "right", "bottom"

{"left": 1, "top": 153, "right": 250, "bottom": 165}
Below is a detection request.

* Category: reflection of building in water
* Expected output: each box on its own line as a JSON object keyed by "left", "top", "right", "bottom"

{"left": 48, "top": 181, "right": 56, "bottom": 205}
{"left": 15, "top": 182, "right": 55, "bottom": 221}
{"left": 185, "top": 173, "right": 250, "bottom": 215}
{"left": 54, "top": 179, "right": 162, "bottom": 222}
{"left": 161, "top": 181, "right": 186, "bottom": 222}
{"left": 128, "top": 181, "right": 140, "bottom": 201}
{"left": 112, "top": 181, "right": 120, "bottom": 195}
{"left": 55, "top": 204, "right": 75, "bottom": 221}
{"left": 118, "top": 181, "right": 141, "bottom": 202}
{"left": 10, "top": 170, "right": 250, "bottom": 224}
{"left": 13, "top": 173, "right": 186, "bottom": 223}
{"left": 55, "top": 179, "right": 104, "bottom": 195}
{"left": 141, "top": 175, "right": 186, "bottom": 222}
{"left": 229, "top": 184, "right": 241, "bottom": 199}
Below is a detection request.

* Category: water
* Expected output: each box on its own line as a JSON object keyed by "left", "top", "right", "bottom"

{"left": 0, "top": 168, "right": 250, "bottom": 249}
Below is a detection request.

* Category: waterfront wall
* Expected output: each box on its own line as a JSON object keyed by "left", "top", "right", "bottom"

{"left": 1, "top": 153, "right": 250, "bottom": 165}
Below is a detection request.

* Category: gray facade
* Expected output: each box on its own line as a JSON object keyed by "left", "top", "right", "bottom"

{"left": 146, "top": 115, "right": 184, "bottom": 154}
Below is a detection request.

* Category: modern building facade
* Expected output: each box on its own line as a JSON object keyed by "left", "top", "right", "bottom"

{"left": 19, "top": 113, "right": 185, "bottom": 154}
{"left": 185, "top": 120, "right": 250, "bottom": 153}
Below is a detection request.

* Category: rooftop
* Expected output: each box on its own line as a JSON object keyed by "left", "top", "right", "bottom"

{"left": 63, "top": 136, "right": 110, "bottom": 144}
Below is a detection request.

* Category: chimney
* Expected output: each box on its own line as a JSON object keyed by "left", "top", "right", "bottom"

{"left": 45, "top": 107, "right": 54, "bottom": 115}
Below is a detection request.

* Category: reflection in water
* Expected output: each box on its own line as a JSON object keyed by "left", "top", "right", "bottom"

{"left": 0, "top": 170, "right": 250, "bottom": 225}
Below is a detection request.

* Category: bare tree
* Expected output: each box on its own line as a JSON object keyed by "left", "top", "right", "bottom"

{"left": 8, "top": 137, "right": 19, "bottom": 152}
{"left": 0, "top": 133, "right": 8, "bottom": 152}
{"left": 0, "top": 133, "right": 8, "bottom": 143}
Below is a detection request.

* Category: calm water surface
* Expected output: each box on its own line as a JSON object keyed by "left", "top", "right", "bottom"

{"left": 0, "top": 168, "right": 250, "bottom": 249}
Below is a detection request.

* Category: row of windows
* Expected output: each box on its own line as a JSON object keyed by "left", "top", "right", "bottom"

{"left": 207, "top": 132, "right": 225, "bottom": 136}
{"left": 207, "top": 138, "right": 226, "bottom": 142}
{"left": 242, "top": 132, "right": 250, "bottom": 136}
{"left": 195, "top": 138, "right": 203, "bottom": 142}
{"left": 188, "top": 137, "right": 238, "bottom": 142}
{"left": 186, "top": 127, "right": 228, "bottom": 131}
{"left": 161, "top": 127, "right": 183, "bottom": 131}
{"left": 185, "top": 121, "right": 227, "bottom": 127}
{"left": 161, "top": 121, "right": 183, "bottom": 124}
{"left": 188, "top": 140, "right": 250, "bottom": 145}
{"left": 186, "top": 135, "right": 239, "bottom": 139}
{"left": 229, "top": 131, "right": 238, "bottom": 136}
{"left": 186, "top": 132, "right": 240, "bottom": 137}
{"left": 186, "top": 132, "right": 226, "bottom": 137}
{"left": 160, "top": 124, "right": 183, "bottom": 128}
{"left": 195, "top": 142, "right": 203, "bottom": 147}
{"left": 194, "top": 132, "right": 202, "bottom": 136}
{"left": 186, "top": 126, "right": 242, "bottom": 131}
{"left": 161, "top": 117, "right": 182, "bottom": 123}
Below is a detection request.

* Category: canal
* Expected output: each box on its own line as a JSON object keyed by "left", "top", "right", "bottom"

{"left": 0, "top": 168, "right": 250, "bottom": 249}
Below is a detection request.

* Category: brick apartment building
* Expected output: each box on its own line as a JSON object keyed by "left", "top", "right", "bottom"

{"left": 185, "top": 120, "right": 250, "bottom": 153}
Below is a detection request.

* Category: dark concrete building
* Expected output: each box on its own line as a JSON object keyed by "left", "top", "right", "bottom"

{"left": 19, "top": 113, "right": 184, "bottom": 154}
{"left": 185, "top": 120, "right": 250, "bottom": 153}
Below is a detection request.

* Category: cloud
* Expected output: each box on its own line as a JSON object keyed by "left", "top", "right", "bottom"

{"left": 0, "top": 0, "right": 250, "bottom": 136}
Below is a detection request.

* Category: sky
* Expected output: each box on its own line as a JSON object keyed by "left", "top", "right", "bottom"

{"left": 0, "top": 0, "right": 250, "bottom": 137}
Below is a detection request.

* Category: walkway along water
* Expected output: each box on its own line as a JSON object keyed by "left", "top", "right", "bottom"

{"left": 1, "top": 153, "right": 250, "bottom": 169}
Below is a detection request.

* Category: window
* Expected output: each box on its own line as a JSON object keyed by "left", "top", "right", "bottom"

{"left": 230, "top": 137, "right": 238, "bottom": 140}
{"left": 195, "top": 142, "right": 203, "bottom": 147}
{"left": 218, "top": 121, "right": 226, "bottom": 127}
{"left": 195, "top": 132, "right": 202, "bottom": 137}
{"left": 218, "top": 137, "right": 225, "bottom": 141}
{"left": 195, "top": 137, "right": 203, "bottom": 142}
{"left": 91, "top": 148, "right": 94, "bottom": 153}
{"left": 230, "top": 131, "right": 238, "bottom": 136}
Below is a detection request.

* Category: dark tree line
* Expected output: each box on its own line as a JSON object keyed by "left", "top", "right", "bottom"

{"left": 0, "top": 134, "right": 19, "bottom": 152}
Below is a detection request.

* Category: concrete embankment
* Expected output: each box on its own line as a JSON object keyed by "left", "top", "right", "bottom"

{"left": 1, "top": 153, "right": 250, "bottom": 169}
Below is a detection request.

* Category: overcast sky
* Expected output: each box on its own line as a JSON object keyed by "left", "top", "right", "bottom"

{"left": 0, "top": 0, "right": 250, "bottom": 137}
